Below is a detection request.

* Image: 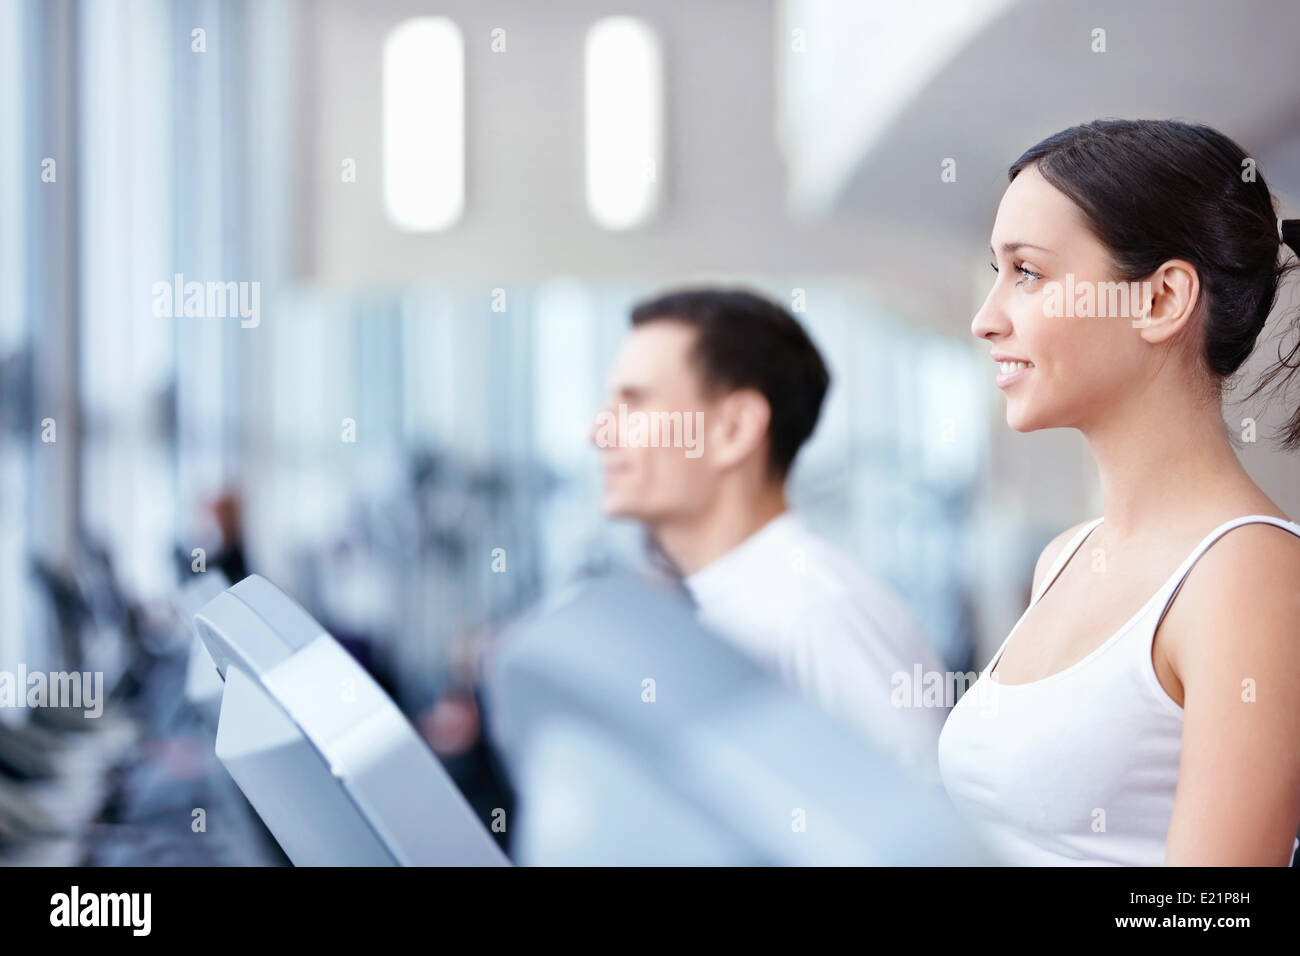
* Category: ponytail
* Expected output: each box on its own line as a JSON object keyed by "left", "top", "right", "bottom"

{"left": 1281, "top": 218, "right": 1300, "bottom": 256}
{"left": 1248, "top": 218, "right": 1300, "bottom": 448}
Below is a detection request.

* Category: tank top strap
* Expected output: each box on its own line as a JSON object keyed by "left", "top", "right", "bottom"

{"left": 1029, "top": 517, "right": 1105, "bottom": 607}
{"left": 1151, "top": 514, "right": 1300, "bottom": 631}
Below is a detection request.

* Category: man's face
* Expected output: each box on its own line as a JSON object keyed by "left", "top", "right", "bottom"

{"left": 593, "top": 321, "right": 715, "bottom": 524}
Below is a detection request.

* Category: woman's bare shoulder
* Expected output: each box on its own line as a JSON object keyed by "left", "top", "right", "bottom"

{"left": 1031, "top": 519, "right": 1097, "bottom": 595}
{"left": 1167, "top": 516, "right": 1300, "bottom": 658}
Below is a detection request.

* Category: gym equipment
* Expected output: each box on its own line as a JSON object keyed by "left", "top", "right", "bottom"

{"left": 192, "top": 570, "right": 992, "bottom": 866}
{"left": 193, "top": 574, "right": 509, "bottom": 866}
{"left": 487, "top": 571, "right": 993, "bottom": 866}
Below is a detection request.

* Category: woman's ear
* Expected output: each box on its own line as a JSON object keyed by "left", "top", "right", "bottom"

{"left": 709, "top": 388, "right": 772, "bottom": 471}
{"left": 1136, "top": 258, "right": 1200, "bottom": 345}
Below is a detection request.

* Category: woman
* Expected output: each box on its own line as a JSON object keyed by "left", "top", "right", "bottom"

{"left": 938, "top": 119, "right": 1300, "bottom": 866}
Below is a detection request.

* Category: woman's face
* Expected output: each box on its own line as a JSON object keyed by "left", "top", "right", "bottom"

{"left": 971, "top": 164, "right": 1152, "bottom": 433}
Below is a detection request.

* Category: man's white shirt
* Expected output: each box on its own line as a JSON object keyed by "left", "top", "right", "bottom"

{"left": 683, "top": 511, "right": 947, "bottom": 776}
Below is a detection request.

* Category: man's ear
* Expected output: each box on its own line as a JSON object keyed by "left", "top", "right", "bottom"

{"left": 709, "top": 388, "right": 771, "bottom": 471}
{"left": 1137, "top": 259, "right": 1200, "bottom": 345}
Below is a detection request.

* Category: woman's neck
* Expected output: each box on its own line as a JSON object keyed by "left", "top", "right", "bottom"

{"left": 1082, "top": 379, "right": 1267, "bottom": 539}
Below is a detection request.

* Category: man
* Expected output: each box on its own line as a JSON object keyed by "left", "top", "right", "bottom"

{"left": 592, "top": 287, "right": 947, "bottom": 775}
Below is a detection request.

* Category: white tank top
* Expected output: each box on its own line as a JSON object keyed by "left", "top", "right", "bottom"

{"left": 938, "top": 514, "right": 1300, "bottom": 866}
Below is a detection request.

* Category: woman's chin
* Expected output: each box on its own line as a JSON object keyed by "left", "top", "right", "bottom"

{"left": 1005, "top": 403, "right": 1045, "bottom": 433}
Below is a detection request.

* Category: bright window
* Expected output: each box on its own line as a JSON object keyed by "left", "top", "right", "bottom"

{"left": 584, "top": 17, "right": 663, "bottom": 230}
{"left": 383, "top": 18, "right": 465, "bottom": 232}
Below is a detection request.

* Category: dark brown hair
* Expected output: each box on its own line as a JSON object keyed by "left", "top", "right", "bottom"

{"left": 1010, "top": 119, "right": 1300, "bottom": 446}
{"left": 630, "top": 288, "right": 830, "bottom": 479}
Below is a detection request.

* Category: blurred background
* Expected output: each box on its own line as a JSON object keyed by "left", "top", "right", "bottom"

{"left": 1, "top": 0, "right": 1298, "bottom": 865}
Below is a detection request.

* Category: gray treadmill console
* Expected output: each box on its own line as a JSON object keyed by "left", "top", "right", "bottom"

{"left": 176, "top": 571, "right": 230, "bottom": 722}
{"left": 194, "top": 575, "right": 508, "bottom": 867}
{"left": 487, "top": 572, "right": 992, "bottom": 866}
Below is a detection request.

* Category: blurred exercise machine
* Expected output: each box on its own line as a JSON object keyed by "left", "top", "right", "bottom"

{"left": 486, "top": 572, "right": 992, "bottom": 865}
{"left": 192, "top": 571, "right": 990, "bottom": 866}
{"left": 1, "top": 540, "right": 283, "bottom": 866}
{"left": 193, "top": 575, "right": 509, "bottom": 866}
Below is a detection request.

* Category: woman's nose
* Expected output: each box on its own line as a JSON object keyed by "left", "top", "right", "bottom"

{"left": 970, "top": 285, "right": 1011, "bottom": 341}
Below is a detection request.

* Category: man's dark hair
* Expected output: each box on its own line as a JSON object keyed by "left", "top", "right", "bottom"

{"left": 629, "top": 287, "right": 830, "bottom": 479}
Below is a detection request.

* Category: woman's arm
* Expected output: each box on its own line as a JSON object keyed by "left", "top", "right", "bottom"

{"left": 1164, "top": 524, "right": 1300, "bottom": 866}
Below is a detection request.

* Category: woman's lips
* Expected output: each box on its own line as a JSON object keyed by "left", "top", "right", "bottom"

{"left": 994, "top": 359, "right": 1034, "bottom": 389}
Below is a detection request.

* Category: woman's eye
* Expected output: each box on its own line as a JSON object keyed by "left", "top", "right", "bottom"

{"left": 1015, "top": 263, "right": 1043, "bottom": 284}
